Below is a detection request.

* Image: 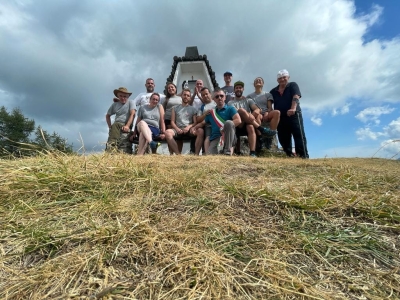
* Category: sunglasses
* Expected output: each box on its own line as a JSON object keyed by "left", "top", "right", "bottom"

{"left": 215, "top": 94, "right": 225, "bottom": 99}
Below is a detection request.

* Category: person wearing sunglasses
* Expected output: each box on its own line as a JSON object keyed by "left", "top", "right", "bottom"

{"left": 204, "top": 89, "right": 241, "bottom": 155}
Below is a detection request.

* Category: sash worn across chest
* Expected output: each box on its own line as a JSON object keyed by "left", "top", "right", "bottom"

{"left": 210, "top": 109, "right": 225, "bottom": 128}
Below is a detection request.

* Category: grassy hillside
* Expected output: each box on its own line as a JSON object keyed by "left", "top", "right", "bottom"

{"left": 0, "top": 154, "right": 399, "bottom": 299}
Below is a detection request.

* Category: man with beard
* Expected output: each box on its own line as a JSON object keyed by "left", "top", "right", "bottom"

{"left": 270, "top": 69, "right": 309, "bottom": 158}
{"left": 191, "top": 87, "right": 216, "bottom": 153}
{"left": 221, "top": 71, "right": 235, "bottom": 104}
{"left": 132, "top": 78, "right": 166, "bottom": 107}
{"left": 247, "top": 77, "right": 280, "bottom": 150}
{"left": 165, "top": 89, "right": 203, "bottom": 155}
{"left": 205, "top": 89, "right": 241, "bottom": 155}
{"left": 228, "top": 81, "right": 276, "bottom": 157}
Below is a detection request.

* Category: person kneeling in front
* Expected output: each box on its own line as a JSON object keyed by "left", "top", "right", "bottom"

{"left": 205, "top": 89, "right": 241, "bottom": 155}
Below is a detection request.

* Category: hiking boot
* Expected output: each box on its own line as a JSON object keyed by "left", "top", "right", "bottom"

{"left": 259, "top": 127, "right": 277, "bottom": 137}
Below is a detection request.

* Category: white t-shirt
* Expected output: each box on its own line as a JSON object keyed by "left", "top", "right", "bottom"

{"left": 133, "top": 92, "right": 166, "bottom": 107}
{"left": 192, "top": 95, "right": 203, "bottom": 111}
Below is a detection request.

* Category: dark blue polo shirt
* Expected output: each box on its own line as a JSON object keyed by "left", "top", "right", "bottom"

{"left": 205, "top": 105, "right": 237, "bottom": 141}
{"left": 270, "top": 82, "right": 302, "bottom": 113}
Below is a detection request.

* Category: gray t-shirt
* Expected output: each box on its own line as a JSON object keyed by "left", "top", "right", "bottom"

{"left": 173, "top": 104, "right": 198, "bottom": 128}
{"left": 164, "top": 95, "right": 182, "bottom": 120}
{"left": 107, "top": 99, "right": 136, "bottom": 123}
{"left": 247, "top": 91, "right": 274, "bottom": 114}
{"left": 137, "top": 104, "right": 161, "bottom": 128}
{"left": 222, "top": 85, "right": 235, "bottom": 104}
{"left": 227, "top": 97, "right": 256, "bottom": 113}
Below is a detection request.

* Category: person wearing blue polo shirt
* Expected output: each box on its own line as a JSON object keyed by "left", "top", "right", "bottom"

{"left": 205, "top": 89, "right": 241, "bottom": 155}
{"left": 270, "top": 69, "right": 309, "bottom": 158}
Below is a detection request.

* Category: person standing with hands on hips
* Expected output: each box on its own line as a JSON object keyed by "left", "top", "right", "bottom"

{"left": 270, "top": 70, "right": 309, "bottom": 158}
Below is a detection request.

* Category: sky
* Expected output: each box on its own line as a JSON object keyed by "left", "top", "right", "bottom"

{"left": 0, "top": 0, "right": 399, "bottom": 159}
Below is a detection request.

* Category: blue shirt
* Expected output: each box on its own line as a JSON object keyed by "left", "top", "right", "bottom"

{"left": 205, "top": 105, "right": 238, "bottom": 141}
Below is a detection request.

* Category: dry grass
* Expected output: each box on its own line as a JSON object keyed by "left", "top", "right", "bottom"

{"left": 0, "top": 153, "right": 399, "bottom": 299}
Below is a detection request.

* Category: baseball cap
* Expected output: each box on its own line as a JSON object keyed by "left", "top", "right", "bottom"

{"left": 224, "top": 71, "right": 233, "bottom": 76}
{"left": 234, "top": 81, "right": 244, "bottom": 88}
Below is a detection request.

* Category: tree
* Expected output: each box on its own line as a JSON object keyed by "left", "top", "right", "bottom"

{"left": 0, "top": 106, "right": 35, "bottom": 155}
{"left": 0, "top": 106, "right": 73, "bottom": 156}
{"left": 33, "top": 126, "right": 73, "bottom": 153}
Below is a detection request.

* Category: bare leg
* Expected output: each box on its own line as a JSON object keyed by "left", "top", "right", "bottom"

{"left": 246, "top": 124, "right": 256, "bottom": 151}
{"left": 177, "top": 140, "right": 184, "bottom": 153}
{"left": 137, "top": 121, "right": 153, "bottom": 155}
{"left": 268, "top": 110, "right": 280, "bottom": 131}
{"left": 237, "top": 108, "right": 259, "bottom": 128}
{"left": 137, "top": 134, "right": 148, "bottom": 155}
{"left": 194, "top": 129, "right": 204, "bottom": 155}
{"left": 204, "top": 136, "right": 210, "bottom": 154}
{"left": 165, "top": 129, "right": 180, "bottom": 155}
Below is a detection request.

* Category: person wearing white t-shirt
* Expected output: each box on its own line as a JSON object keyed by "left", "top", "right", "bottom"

{"left": 189, "top": 79, "right": 204, "bottom": 110}
{"left": 132, "top": 78, "right": 166, "bottom": 107}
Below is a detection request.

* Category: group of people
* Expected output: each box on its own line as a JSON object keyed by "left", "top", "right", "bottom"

{"left": 106, "top": 69, "right": 309, "bottom": 158}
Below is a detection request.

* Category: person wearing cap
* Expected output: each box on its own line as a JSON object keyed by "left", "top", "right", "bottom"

{"left": 228, "top": 81, "right": 276, "bottom": 157}
{"left": 106, "top": 87, "right": 136, "bottom": 151}
{"left": 247, "top": 77, "right": 281, "bottom": 150}
{"left": 270, "top": 69, "right": 309, "bottom": 158}
{"left": 222, "top": 71, "right": 235, "bottom": 104}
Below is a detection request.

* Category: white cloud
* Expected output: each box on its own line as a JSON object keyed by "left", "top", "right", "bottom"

{"left": 311, "top": 116, "right": 322, "bottom": 126}
{"left": 355, "top": 106, "right": 395, "bottom": 124}
{"left": 1, "top": 0, "right": 400, "bottom": 151}
{"left": 355, "top": 116, "right": 399, "bottom": 141}
{"left": 355, "top": 127, "right": 386, "bottom": 140}
{"left": 384, "top": 117, "right": 400, "bottom": 139}
{"left": 374, "top": 139, "right": 400, "bottom": 159}
{"left": 332, "top": 104, "right": 350, "bottom": 116}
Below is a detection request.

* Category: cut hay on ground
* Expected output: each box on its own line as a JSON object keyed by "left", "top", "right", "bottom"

{"left": 0, "top": 154, "right": 399, "bottom": 299}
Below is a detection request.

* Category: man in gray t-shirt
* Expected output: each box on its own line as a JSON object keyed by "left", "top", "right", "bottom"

{"left": 106, "top": 87, "right": 136, "bottom": 150}
{"left": 165, "top": 89, "right": 204, "bottom": 155}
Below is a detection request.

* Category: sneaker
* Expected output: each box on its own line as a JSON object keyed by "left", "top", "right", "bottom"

{"left": 259, "top": 127, "right": 277, "bottom": 137}
{"left": 149, "top": 141, "right": 161, "bottom": 150}
{"left": 250, "top": 153, "right": 257, "bottom": 157}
